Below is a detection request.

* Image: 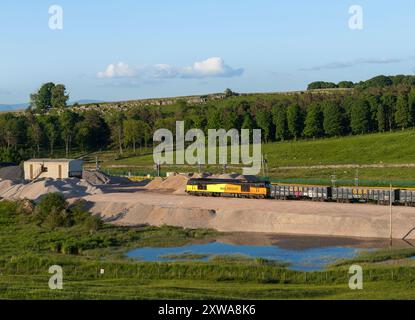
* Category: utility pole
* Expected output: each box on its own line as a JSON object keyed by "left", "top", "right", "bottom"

{"left": 154, "top": 160, "right": 161, "bottom": 177}
{"left": 389, "top": 183, "right": 393, "bottom": 247}
{"left": 331, "top": 171, "right": 337, "bottom": 188}
{"left": 355, "top": 168, "right": 359, "bottom": 187}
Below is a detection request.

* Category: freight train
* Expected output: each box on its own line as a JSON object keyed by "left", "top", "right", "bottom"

{"left": 186, "top": 178, "right": 415, "bottom": 206}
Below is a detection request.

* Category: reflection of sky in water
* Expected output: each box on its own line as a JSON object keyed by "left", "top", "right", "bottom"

{"left": 126, "top": 242, "right": 368, "bottom": 272}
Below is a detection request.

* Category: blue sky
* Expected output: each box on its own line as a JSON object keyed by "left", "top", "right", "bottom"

{"left": 0, "top": 0, "right": 414, "bottom": 104}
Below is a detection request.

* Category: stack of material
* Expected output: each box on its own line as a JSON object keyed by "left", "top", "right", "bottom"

{"left": 235, "top": 175, "right": 262, "bottom": 182}
{"left": 192, "top": 173, "right": 212, "bottom": 179}
{"left": 145, "top": 175, "right": 189, "bottom": 194}
{"left": 0, "top": 166, "right": 23, "bottom": 181}
{"left": 82, "top": 170, "right": 132, "bottom": 185}
{"left": 212, "top": 173, "right": 240, "bottom": 179}
{"left": 0, "top": 178, "right": 103, "bottom": 202}
{"left": 145, "top": 177, "right": 164, "bottom": 189}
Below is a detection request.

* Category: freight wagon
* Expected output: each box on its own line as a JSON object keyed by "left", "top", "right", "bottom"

{"left": 332, "top": 187, "right": 398, "bottom": 205}
{"left": 399, "top": 190, "right": 415, "bottom": 206}
{"left": 270, "top": 185, "right": 331, "bottom": 201}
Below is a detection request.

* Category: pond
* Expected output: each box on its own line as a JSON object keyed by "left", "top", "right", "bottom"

{"left": 126, "top": 233, "right": 408, "bottom": 271}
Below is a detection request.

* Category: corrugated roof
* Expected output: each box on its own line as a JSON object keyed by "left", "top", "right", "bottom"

{"left": 25, "top": 159, "right": 82, "bottom": 163}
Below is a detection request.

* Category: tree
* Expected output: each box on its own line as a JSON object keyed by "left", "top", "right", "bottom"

{"left": 350, "top": 99, "right": 371, "bottom": 134}
{"left": 123, "top": 119, "right": 143, "bottom": 153}
{"left": 224, "top": 88, "right": 237, "bottom": 97}
{"left": 75, "top": 111, "right": 109, "bottom": 151}
{"left": 30, "top": 82, "right": 55, "bottom": 113}
{"left": 0, "top": 114, "right": 26, "bottom": 149}
{"left": 26, "top": 110, "right": 43, "bottom": 156}
{"left": 241, "top": 114, "right": 255, "bottom": 131}
{"left": 272, "top": 104, "right": 288, "bottom": 141}
{"left": 323, "top": 101, "right": 344, "bottom": 137}
{"left": 41, "top": 115, "right": 60, "bottom": 155}
{"left": 106, "top": 110, "right": 126, "bottom": 155}
{"left": 287, "top": 104, "right": 303, "bottom": 139}
{"left": 380, "top": 93, "right": 396, "bottom": 131}
{"left": 59, "top": 110, "right": 77, "bottom": 157}
{"left": 255, "top": 109, "right": 272, "bottom": 143}
{"left": 307, "top": 81, "right": 337, "bottom": 90}
{"left": 303, "top": 103, "right": 323, "bottom": 138}
{"left": 51, "top": 84, "right": 69, "bottom": 109}
{"left": 206, "top": 108, "right": 223, "bottom": 131}
{"left": 377, "top": 104, "right": 387, "bottom": 133}
{"left": 337, "top": 81, "right": 354, "bottom": 88}
{"left": 395, "top": 93, "right": 411, "bottom": 130}
{"left": 409, "top": 88, "right": 415, "bottom": 127}
{"left": 175, "top": 100, "right": 188, "bottom": 119}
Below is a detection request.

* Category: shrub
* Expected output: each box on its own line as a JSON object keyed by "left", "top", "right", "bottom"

{"left": 33, "top": 193, "right": 73, "bottom": 228}
{"left": 50, "top": 242, "right": 62, "bottom": 253}
{"left": 62, "top": 242, "right": 79, "bottom": 255}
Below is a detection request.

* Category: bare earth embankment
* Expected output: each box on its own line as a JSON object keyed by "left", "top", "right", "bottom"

{"left": 84, "top": 190, "right": 415, "bottom": 240}
{"left": 2, "top": 171, "right": 415, "bottom": 240}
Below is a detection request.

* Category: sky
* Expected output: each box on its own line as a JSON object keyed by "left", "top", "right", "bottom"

{"left": 0, "top": 0, "right": 414, "bottom": 104}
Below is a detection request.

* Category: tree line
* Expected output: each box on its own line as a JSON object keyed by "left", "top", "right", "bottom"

{"left": 308, "top": 75, "right": 415, "bottom": 90}
{"left": 0, "top": 78, "right": 415, "bottom": 163}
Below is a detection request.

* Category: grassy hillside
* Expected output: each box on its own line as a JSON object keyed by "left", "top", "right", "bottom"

{"left": 87, "top": 129, "right": 415, "bottom": 186}
{"left": 263, "top": 130, "right": 415, "bottom": 167}
{"left": 2, "top": 200, "right": 415, "bottom": 300}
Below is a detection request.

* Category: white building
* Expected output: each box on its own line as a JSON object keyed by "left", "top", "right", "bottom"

{"left": 23, "top": 159, "right": 83, "bottom": 180}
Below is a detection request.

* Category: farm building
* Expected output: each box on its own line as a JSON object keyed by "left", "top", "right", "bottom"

{"left": 23, "top": 159, "right": 83, "bottom": 180}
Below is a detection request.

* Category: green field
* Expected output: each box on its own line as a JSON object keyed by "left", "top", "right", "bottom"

{"left": 2, "top": 199, "right": 415, "bottom": 300}
{"left": 85, "top": 129, "right": 415, "bottom": 186}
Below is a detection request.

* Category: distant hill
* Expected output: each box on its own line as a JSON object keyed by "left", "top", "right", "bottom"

{"left": 0, "top": 103, "right": 29, "bottom": 112}
{"left": 70, "top": 99, "right": 103, "bottom": 105}
{"left": 0, "top": 99, "right": 103, "bottom": 112}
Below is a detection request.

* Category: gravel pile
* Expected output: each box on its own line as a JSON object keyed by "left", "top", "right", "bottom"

{"left": 0, "top": 166, "right": 23, "bottom": 181}
{"left": 0, "top": 178, "right": 103, "bottom": 202}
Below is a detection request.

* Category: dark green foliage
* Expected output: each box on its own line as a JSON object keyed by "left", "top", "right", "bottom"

{"left": 408, "top": 88, "right": 415, "bottom": 127}
{"left": 377, "top": 104, "right": 387, "bottom": 132}
{"left": 359, "top": 75, "right": 393, "bottom": 88}
{"left": 2, "top": 76, "right": 415, "bottom": 160}
{"left": 303, "top": 103, "right": 323, "bottom": 138}
{"left": 307, "top": 81, "right": 338, "bottom": 90}
{"left": 287, "top": 104, "right": 303, "bottom": 139}
{"left": 322, "top": 101, "right": 345, "bottom": 137}
{"left": 33, "top": 193, "right": 71, "bottom": 228}
{"left": 32, "top": 194, "right": 102, "bottom": 231}
{"left": 337, "top": 81, "right": 354, "bottom": 88}
{"left": 272, "top": 104, "right": 288, "bottom": 141}
{"left": 350, "top": 99, "right": 371, "bottom": 134}
{"left": 255, "top": 109, "right": 272, "bottom": 142}
{"left": 0, "top": 147, "right": 23, "bottom": 163}
{"left": 395, "top": 93, "right": 411, "bottom": 130}
{"left": 29, "top": 82, "right": 55, "bottom": 113}
{"left": 51, "top": 84, "right": 69, "bottom": 109}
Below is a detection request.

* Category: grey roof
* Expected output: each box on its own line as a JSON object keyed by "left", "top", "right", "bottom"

{"left": 25, "top": 159, "right": 82, "bottom": 163}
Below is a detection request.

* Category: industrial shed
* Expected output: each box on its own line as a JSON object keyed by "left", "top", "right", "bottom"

{"left": 23, "top": 159, "right": 83, "bottom": 180}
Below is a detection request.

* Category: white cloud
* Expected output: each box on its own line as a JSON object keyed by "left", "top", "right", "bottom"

{"left": 301, "top": 57, "right": 404, "bottom": 71}
{"left": 97, "top": 57, "right": 243, "bottom": 80}
{"left": 97, "top": 62, "right": 137, "bottom": 78}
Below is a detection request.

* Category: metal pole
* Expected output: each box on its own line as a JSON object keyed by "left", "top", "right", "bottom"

{"left": 390, "top": 183, "right": 393, "bottom": 244}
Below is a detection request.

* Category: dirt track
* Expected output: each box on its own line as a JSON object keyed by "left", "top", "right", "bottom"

{"left": 84, "top": 190, "right": 415, "bottom": 240}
